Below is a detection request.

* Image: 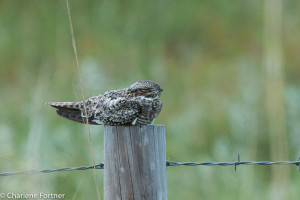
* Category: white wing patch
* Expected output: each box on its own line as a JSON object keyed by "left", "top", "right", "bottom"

{"left": 140, "top": 96, "right": 159, "bottom": 101}
{"left": 92, "top": 119, "right": 103, "bottom": 125}
{"left": 131, "top": 118, "right": 138, "bottom": 125}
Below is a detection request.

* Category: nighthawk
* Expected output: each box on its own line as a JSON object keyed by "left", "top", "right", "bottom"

{"left": 46, "top": 80, "right": 163, "bottom": 126}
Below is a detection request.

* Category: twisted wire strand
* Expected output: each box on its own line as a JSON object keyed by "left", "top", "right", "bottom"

{"left": 0, "top": 164, "right": 104, "bottom": 177}
{"left": 1, "top": 158, "right": 299, "bottom": 177}
{"left": 167, "top": 161, "right": 300, "bottom": 166}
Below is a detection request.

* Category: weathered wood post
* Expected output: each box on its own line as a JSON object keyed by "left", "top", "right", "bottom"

{"left": 104, "top": 125, "right": 167, "bottom": 200}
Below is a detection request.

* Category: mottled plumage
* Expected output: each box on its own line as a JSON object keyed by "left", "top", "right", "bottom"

{"left": 46, "top": 80, "right": 163, "bottom": 125}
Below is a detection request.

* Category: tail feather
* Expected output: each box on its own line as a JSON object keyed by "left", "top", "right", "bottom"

{"left": 56, "top": 109, "right": 93, "bottom": 124}
{"left": 46, "top": 102, "right": 82, "bottom": 111}
{"left": 46, "top": 101, "right": 100, "bottom": 125}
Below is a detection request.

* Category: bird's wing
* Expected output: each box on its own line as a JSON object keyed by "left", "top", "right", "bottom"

{"left": 100, "top": 97, "right": 141, "bottom": 125}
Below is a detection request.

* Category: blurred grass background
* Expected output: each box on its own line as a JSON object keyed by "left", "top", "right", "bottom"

{"left": 0, "top": 0, "right": 300, "bottom": 199}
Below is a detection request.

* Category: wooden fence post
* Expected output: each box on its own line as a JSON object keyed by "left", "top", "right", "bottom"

{"left": 104, "top": 125, "right": 167, "bottom": 200}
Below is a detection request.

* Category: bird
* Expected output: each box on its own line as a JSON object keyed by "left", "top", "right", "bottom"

{"left": 46, "top": 80, "right": 163, "bottom": 126}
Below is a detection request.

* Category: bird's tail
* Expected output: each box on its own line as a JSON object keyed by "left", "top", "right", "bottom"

{"left": 46, "top": 102, "right": 99, "bottom": 125}
{"left": 46, "top": 101, "right": 82, "bottom": 110}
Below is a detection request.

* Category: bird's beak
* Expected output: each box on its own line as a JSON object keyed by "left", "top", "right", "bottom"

{"left": 160, "top": 88, "right": 163, "bottom": 92}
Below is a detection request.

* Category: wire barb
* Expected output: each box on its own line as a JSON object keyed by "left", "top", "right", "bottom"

{"left": 235, "top": 154, "right": 240, "bottom": 172}
{"left": 166, "top": 157, "right": 170, "bottom": 166}
{"left": 296, "top": 157, "right": 300, "bottom": 172}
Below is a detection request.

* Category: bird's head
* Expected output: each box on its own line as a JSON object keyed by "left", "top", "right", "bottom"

{"left": 128, "top": 80, "right": 163, "bottom": 98}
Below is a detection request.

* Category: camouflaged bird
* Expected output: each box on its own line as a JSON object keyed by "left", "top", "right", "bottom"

{"left": 46, "top": 80, "right": 163, "bottom": 125}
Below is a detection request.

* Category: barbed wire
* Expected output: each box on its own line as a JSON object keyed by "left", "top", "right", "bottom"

{"left": 0, "top": 164, "right": 104, "bottom": 177}
{"left": 167, "top": 155, "right": 300, "bottom": 172}
{"left": 1, "top": 156, "right": 299, "bottom": 177}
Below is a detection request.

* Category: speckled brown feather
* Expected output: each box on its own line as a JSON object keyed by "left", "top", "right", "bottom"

{"left": 46, "top": 80, "right": 163, "bottom": 126}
